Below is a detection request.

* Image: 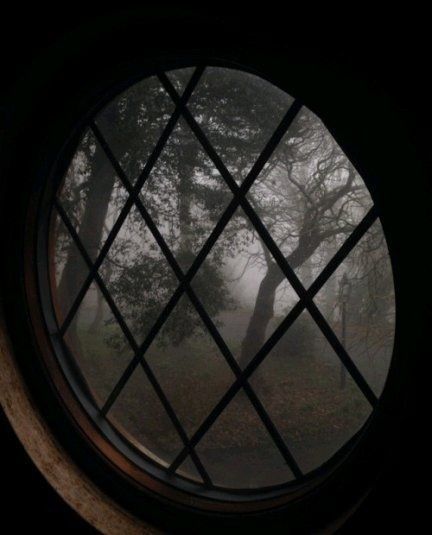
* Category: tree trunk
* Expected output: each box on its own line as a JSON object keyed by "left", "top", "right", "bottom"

{"left": 239, "top": 242, "right": 317, "bottom": 367}
{"left": 239, "top": 263, "right": 282, "bottom": 366}
{"left": 58, "top": 142, "right": 116, "bottom": 334}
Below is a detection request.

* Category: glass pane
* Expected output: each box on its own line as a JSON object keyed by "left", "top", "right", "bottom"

{"left": 99, "top": 204, "right": 178, "bottom": 346}
{"left": 191, "top": 205, "right": 293, "bottom": 369}
{"left": 140, "top": 116, "right": 232, "bottom": 271}
{"left": 187, "top": 67, "right": 294, "bottom": 183}
{"left": 166, "top": 67, "right": 196, "bottom": 94}
{"left": 58, "top": 129, "right": 129, "bottom": 263}
{"left": 145, "top": 294, "right": 235, "bottom": 439}
{"left": 95, "top": 75, "right": 175, "bottom": 184}
{"left": 107, "top": 365, "right": 184, "bottom": 467}
{"left": 249, "top": 310, "right": 371, "bottom": 474}
{"left": 63, "top": 281, "right": 133, "bottom": 408}
{"left": 50, "top": 210, "right": 88, "bottom": 325}
{"left": 315, "top": 220, "right": 395, "bottom": 396}
{"left": 195, "top": 390, "right": 294, "bottom": 488}
{"left": 177, "top": 456, "right": 203, "bottom": 484}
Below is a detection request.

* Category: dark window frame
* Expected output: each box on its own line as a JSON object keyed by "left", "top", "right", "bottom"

{"left": 1, "top": 22, "right": 421, "bottom": 531}
{"left": 41, "top": 62, "right": 386, "bottom": 502}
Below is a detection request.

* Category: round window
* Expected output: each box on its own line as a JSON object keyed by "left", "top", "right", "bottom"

{"left": 38, "top": 66, "right": 394, "bottom": 502}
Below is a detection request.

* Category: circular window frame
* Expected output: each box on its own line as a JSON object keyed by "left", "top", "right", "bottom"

{"left": 2, "top": 36, "right": 416, "bottom": 532}
{"left": 32, "top": 57, "right": 394, "bottom": 511}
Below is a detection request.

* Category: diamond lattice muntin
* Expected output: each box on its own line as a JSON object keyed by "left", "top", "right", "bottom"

{"left": 48, "top": 66, "right": 395, "bottom": 491}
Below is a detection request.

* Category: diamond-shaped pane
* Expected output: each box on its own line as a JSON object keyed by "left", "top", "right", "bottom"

{"left": 191, "top": 205, "right": 295, "bottom": 368}
{"left": 51, "top": 209, "right": 88, "bottom": 325}
{"left": 187, "top": 67, "right": 294, "bottom": 184}
{"left": 166, "top": 67, "right": 196, "bottom": 94}
{"left": 195, "top": 390, "right": 294, "bottom": 489}
{"left": 107, "top": 365, "right": 184, "bottom": 467}
{"left": 249, "top": 310, "right": 372, "bottom": 474}
{"left": 100, "top": 204, "right": 178, "bottom": 346}
{"left": 145, "top": 294, "right": 235, "bottom": 438}
{"left": 314, "top": 219, "right": 395, "bottom": 396}
{"left": 63, "top": 281, "right": 133, "bottom": 408}
{"left": 95, "top": 75, "right": 176, "bottom": 185}
{"left": 58, "top": 129, "right": 129, "bottom": 262}
{"left": 139, "top": 116, "right": 232, "bottom": 271}
{"left": 177, "top": 456, "right": 203, "bottom": 484}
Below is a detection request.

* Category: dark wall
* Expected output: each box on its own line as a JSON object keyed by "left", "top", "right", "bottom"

{"left": 0, "top": 6, "right": 429, "bottom": 533}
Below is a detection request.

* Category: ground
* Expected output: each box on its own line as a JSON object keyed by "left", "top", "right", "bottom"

{"left": 69, "top": 306, "right": 375, "bottom": 489}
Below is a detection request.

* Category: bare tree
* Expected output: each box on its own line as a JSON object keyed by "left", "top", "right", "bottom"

{"left": 237, "top": 108, "right": 372, "bottom": 366}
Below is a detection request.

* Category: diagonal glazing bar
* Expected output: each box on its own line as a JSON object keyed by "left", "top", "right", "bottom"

{"left": 58, "top": 66, "right": 205, "bottom": 337}
{"left": 160, "top": 73, "right": 378, "bottom": 407}
{"left": 90, "top": 124, "right": 303, "bottom": 478}
{"left": 169, "top": 206, "right": 378, "bottom": 472}
{"left": 54, "top": 200, "right": 213, "bottom": 486}
{"left": 239, "top": 200, "right": 378, "bottom": 406}
{"left": 99, "top": 94, "right": 303, "bottom": 417}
